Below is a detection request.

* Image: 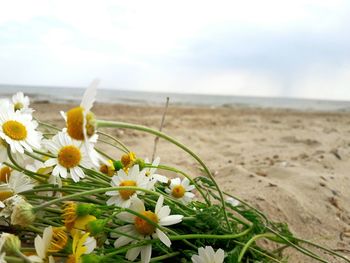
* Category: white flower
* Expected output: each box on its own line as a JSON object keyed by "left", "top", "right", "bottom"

{"left": 0, "top": 103, "right": 42, "bottom": 154}
{"left": 26, "top": 160, "right": 62, "bottom": 191}
{"left": 191, "top": 246, "right": 225, "bottom": 263}
{"left": 27, "top": 226, "right": 53, "bottom": 262}
{"left": 0, "top": 171, "right": 36, "bottom": 198}
{"left": 226, "top": 197, "right": 240, "bottom": 207}
{"left": 144, "top": 157, "right": 168, "bottom": 184}
{"left": 61, "top": 80, "right": 101, "bottom": 166}
{"left": 0, "top": 195, "right": 23, "bottom": 218}
{"left": 12, "top": 92, "right": 33, "bottom": 114}
{"left": 44, "top": 131, "right": 95, "bottom": 183}
{"left": 114, "top": 195, "right": 183, "bottom": 263}
{"left": 165, "top": 177, "right": 195, "bottom": 204}
{"left": 106, "top": 165, "right": 150, "bottom": 208}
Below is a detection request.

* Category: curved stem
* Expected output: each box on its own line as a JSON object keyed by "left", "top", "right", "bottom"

{"left": 238, "top": 233, "right": 275, "bottom": 262}
{"left": 96, "top": 120, "right": 230, "bottom": 230}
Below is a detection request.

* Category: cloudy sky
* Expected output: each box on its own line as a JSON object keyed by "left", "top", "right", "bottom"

{"left": 0, "top": 0, "right": 349, "bottom": 100}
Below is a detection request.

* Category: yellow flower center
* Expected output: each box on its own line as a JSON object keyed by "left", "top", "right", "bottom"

{"left": 66, "top": 107, "right": 95, "bottom": 141}
{"left": 0, "top": 166, "right": 11, "bottom": 183}
{"left": 119, "top": 180, "right": 137, "bottom": 200}
{"left": 63, "top": 202, "right": 78, "bottom": 230}
{"left": 58, "top": 145, "right": 81, "bottom": 168}
{"left": 49, "top": 227, "right": 68, "bottom": 253}
{"left": 85, "top": 112, "right": 96, "bottom": 137}
{"left": 99, "top": 161, "right": 114, "bottom": 177}
{"left": 14, "top": 102, "right": 24, "bottom": 111}
{"left": 121, "top": 152, "right": 136, "bottom": 169}
{"left": 172, "top": 185, "right": 186, "bottom": 198}
{"left": 2, "top": 120, "right": 27, "bottom": 140}
{"left": 0, "top": 190, "right": 13, "bottom": 201}
{"left": 134, "top": 211, "right": 158, "bottom": 235}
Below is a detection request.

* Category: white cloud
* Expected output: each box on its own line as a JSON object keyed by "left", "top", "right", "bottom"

{"left": 0, "top": 0, "right": 349, "bottom": 99}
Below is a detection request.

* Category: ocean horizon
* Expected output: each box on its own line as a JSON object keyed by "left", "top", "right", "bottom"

{"left": 1, "top": 84, "right": 350, "bottom": 112}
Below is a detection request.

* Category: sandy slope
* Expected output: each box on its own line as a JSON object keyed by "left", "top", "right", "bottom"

{"left": 34, "top": 102, "right": 350, "bottom": 262}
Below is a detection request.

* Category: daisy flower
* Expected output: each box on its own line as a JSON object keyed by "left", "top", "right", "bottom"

{"left": 106, "top": 165, "right": 150, "bottom": 208}
{"left": 0, "top": 164, "right": 12, "bottom": 183}
{"left": 226, "top": 197, "right": 240, "bottom": 207}
{"left": 0, "top": 102, "right": 42, "bottom": 154}
{"left": 165, "top": 177, "right": 195, "bottom": 204}
{"left": 62, "top": 79, "right": 99, "bottom": 142}
{"left": 114, "top": 195, "right": 183, "bottom": 263}
{"left": 11, "top": 92, "right": 33, "bottom": 114}
{"left": 28, "top": 226, "right": 67, "bottom": 262}
{"left": 121, "top": 152, "right": 137, "bottom": 171}
{"left": 144, "top": 157, "right": 168, "bottom": 184}
{"left": 44, "top": 132, "right": 95, "bottom": 183}
{"left": 191, "top": 246, "right": 225, "bottom": 263}
{"left": 26, "top": 160, "right": 62, "bottom": 190}
{"left": 67, "top": 231, "right": 96, "bottom": 263}
{"left": 0, "top": 171, "right": 35, "bottom": 204}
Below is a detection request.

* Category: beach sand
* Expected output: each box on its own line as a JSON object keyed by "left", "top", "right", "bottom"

{"left": 33, "top": 101, "right": 350, "bottom": 262}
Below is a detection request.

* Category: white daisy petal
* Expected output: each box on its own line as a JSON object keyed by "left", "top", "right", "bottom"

{"left": 159, "top": 215, "right": 183, "bottom": 226}
{"left": 141, "top": 244, "right": 152, "bottom": 263}
{"left": 157, "top": 205, "right": 171, "bottom": 219}
{"left": 126, "top": 246, "right": 142, "bottom": 261}
{"left": 156, "top": 228, "right": 171, "bottom": 247}
{"left": 117, "top": 212, "right": 135, "bottom": 223}
{"left": 155, "top": 195, "right": 164, "bottom": 214}
{"left": 114, "top": 235, "right": 134, "bottom": 248}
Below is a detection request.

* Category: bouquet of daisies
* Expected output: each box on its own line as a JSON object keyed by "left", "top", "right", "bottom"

{"left": 0, "top": 81, "right": 348, "bottom": 263}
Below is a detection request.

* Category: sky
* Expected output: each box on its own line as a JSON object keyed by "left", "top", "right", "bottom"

{"left": 0, "top": 0, "right": 349, "bottom": 100}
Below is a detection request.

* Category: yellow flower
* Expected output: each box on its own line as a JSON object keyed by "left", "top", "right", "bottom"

{"left": 121, "top": 152, "right": 136, "bottom": 171}
{"left": 62, "top": 202, "right": 78, "bottom": 230}
{"left": 99, "top": 160, "right": 115, "bottom": 177}
{"left": 71, "top": 215, "right": 96, "bottom": 237}
{"left": 67, "top": 231, "right": 96, "bottom": 263}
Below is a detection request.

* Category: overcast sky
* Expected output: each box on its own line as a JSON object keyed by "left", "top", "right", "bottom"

{"left": 0, "top": 0, "right": 349, "bottom": 100}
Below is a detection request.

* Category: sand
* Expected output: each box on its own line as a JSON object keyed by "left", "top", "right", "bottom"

{"left": 33, "top": 101, "right": 350, "bottom": 262}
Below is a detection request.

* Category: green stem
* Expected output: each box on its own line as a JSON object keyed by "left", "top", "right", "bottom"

{"left": 169, "top": 226, "right": 252, "bottom": 241}
{"left": 96, "top": 120, "right": 230, "bottom": 230}
{"left": 149, "top": 252, "right": 180, "bottom": 262}
{"left": 238, "top": 233, "right": 276, "bottom": 262}
{"left": 33, "top": 186, "right": 161, "bottom": 212}
{"left": 4, "top": 256, "right": 24, "bottom": 263}
{"left": 97, "top": 130, "right": 130, "bottom": 152}
{"left": 266, "top": 227, "right": 329, "bottom": 263}
{"left": 293, "top": 237, "right": 350, "bottom": 263}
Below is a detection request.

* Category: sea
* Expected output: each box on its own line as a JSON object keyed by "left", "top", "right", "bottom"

{"left": 1, "top": 84, "right": 350, "bottom": 112}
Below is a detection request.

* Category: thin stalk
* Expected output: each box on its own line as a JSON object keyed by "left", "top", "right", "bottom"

{"left": 97, "top": 131, "right": 130, "bottom": 152}
{"left": 149, "top": 252, "right": 180, "bottom": 262}
{"left": 238, "top": 233, "right": 276, "bottom": 262}
{"left": 169, "top": 226, "right": 252, "bottom": 241}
